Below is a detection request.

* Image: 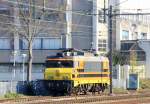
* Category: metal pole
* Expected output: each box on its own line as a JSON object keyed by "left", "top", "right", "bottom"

{"left": 42, "top": 0, "right": 46, "bottom": 12}
{"left": 61, "top": 35, "right": 63, "bottom": 48}
{"left": 23, "top": 56, "right": 25, "bottom": 84}
{"left": 108, "top": 5, "right": 113, "bottom": 94}
{"left": 22, "top": 54, "right": 27, "bottom": 84}
{"left": 104, "top": 0, "right": 106, "bottom": 23}
{"left": 11, "top": 51, "right": 17, "bottom": 92}
{"left": 13, "top": 52, "right": 16, "bottom": 80}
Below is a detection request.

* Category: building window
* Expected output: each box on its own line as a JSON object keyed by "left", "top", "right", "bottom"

{"left": 19, "top": 0, "right": 30, "bottom": 14}
{"left": 0, "top": 38, "right": 11, "bottom": 49}
{"left": 33, "top": 38, "right": 42, "bottom": 49}
{"left": 20, "top": 38, "right": 42, "bottom": 49}
{"left": 20, "top": 37, "right": 61, "bottom": 50}
{"left": 140, "top": 32, "right": 147, "bottom": 39}
{"left": 98, "top": 10, "right": 105, "bottom": 23}
{"left": 32, "top": 64, "right": 44, "bottom": 73}
{"left": 44, "top": 10, "right": 65, "bottom": 21}
{"left": 122, "top": 30, "right": 129, "bottom": 40}
{"left": 98, "top": 39, "right": 107, "bottom": 52}
{"left": 20, "top": 39, "right": 28, "bottom": 49}
{"left": 0, "top": 4, "right": 10, "bottom": 14}
{"left": 42, "top": 38, "right": 61, "bottom": 49}
{"left": 44, "top": 10, "right": 57, "bottom": 21}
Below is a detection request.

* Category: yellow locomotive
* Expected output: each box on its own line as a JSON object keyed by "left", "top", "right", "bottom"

{"left": 44, "top": 49, "right": 110, "bottom": 95}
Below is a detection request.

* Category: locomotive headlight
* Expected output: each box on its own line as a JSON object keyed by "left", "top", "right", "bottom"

{"left": 62, "top": 76, "right": 69, "bottom": 80}
{"left": 48, "top": 76, "right": 54, "bottom": 80}
{"left": 55, "top": 70, "right": 60, "bottom": 76}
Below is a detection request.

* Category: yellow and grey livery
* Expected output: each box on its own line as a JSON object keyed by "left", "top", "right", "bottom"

{"left": 44, "top": 51, "right": 110, "bottom": 95}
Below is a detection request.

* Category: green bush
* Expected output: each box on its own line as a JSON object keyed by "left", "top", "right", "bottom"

{"left": 4, "top": 92, "right": 22, "bottom": 99}
{"left": 140, "top": 79, "right": 150, "bottom": 89}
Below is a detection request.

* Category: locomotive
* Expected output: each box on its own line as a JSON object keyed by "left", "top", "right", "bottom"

{"left": 43, "top": 49, "right": 110, "bottom": 95}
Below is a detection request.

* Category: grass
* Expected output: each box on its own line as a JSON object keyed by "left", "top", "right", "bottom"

{"left": 3, "top": 92, "right": 24, "bottom": 99}
{"left": 112, "top": 88, "right": 128, "bottom": 94}
{"left": 104, "top": 88, "right": 128, "bottom": 94}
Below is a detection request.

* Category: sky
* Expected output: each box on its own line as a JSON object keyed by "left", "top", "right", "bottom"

{"left": 120, "top": 0, "right": 150, "bottom": 12}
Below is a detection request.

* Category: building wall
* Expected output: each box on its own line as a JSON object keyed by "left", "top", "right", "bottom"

{"left": 0, "top": 0, "right": 109, "bottom": 81}
{"left": 93, "top": 0, "right": 108, "bottom": 54}
{"left": 72, "top": 0, "right": 93, "bottom": 50}
{"left": 118, "top": 17, "right": 150, "bottom": 42}
{"left": 115, "top": 17, "right": 150, "bottom": 78}
{"left": 0, "top": 64, "right": 44, "bottom": 81}
{"left": 111, "top": 0, "right": 150, "bottom": 78}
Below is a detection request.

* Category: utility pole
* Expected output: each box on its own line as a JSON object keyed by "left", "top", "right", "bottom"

{"left": 102, "top": 0, "right": 113, "bottom": 94}
{"left": 108, "top": 5, "right": 113, "bottom": 94}
{"left": 103, "top": 0, "right": 106, "bottom": 23}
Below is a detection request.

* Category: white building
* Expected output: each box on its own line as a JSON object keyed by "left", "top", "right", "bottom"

{"left": 110, "top": 0, "right": 150, "bottom": 78}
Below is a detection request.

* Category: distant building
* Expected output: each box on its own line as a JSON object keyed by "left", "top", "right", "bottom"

{"left": 110, "top": 0, "right": 150, "bottom": 78}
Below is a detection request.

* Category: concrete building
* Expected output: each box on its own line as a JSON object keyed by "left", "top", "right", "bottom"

{"left": 0, "top": 0, "right": 108, "bottom": 81}
{"left": 115, "top": 14, "right": 150, "bottom": 49}
{"left": 109, "top": 0, "right": 150, "bottom": 78}
{"left": 117, "top": 14, "right": 150, "bottom": 78}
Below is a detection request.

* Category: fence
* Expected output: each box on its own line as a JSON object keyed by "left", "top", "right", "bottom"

{"left": 0, "top": 81, "right": 30, "bottom": 96}
{"left": 0, "top": 81, "right": 17, "bottom": 96}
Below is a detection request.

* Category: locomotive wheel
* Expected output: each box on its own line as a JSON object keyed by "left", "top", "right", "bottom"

{"left": 72, "top": 87, "right": 80, "bottom": 95}
{"left": 91, "top": 84, "right": 96, "bottom": 95}
{"left": 81, "top": 84, "right": 88, "bottom": 95}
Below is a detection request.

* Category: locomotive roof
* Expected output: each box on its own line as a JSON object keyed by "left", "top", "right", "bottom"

{"left": 46, "top": 55, "right": 108, "bottom": 62}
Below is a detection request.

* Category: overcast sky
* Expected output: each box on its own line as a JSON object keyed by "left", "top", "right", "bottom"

{"left": 119, "top": 0, "right": 150, "bottom": 12}
{"left": 120, "top": 0, "right": 150, "bottom": 12}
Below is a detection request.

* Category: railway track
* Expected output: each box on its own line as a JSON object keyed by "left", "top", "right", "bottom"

{"left": 1, "top": 92, "right": 150, "bottom": 104}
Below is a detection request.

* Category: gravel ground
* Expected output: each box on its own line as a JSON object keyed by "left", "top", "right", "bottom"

{"left": 1, "top": 90, "right": 150, "bottom": 104}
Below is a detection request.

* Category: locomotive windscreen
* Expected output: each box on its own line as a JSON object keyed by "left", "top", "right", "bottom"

{"left": 46, "top": 60, "right": 73, "bottom": 68}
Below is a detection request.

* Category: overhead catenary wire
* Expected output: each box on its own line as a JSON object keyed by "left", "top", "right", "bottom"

{"left": 0, "top": 5, "right": 149, "bottom": 29}
{"left": 113, "top": 0, "right": 129, "bottom": 7}
{"left": 0, "top": 21, "right": 111, "bottom": 36}
{"left": 0, "top": 13, "right": 149, "bottom": 39}
{"left": 0, "top": 0, "right": 150, "bottom": 39}
{"left": 0, "top": 0, "right": 149, "bottom": 23}
{"left": 4, "top": 0, "right": 150, "bottom": 16}
{"left": 0, "top": 13, "right": 93, "bottom": 28}
{"left": 0, "top": 1, "right": 107, "bottom": 39}
{"left": 4, "top": 0, "right": 94, "bottom": 16}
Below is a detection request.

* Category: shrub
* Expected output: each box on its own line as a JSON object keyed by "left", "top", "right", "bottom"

{"left": 140, "top": 79, "right": 150, "bottom": 89}
{"left": 4, "top": 92, "right": 22, "bottom": 99}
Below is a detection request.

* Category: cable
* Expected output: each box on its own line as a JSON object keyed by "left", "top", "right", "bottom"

{"left": 0, "top": 23, "right": 109, "bottom": 36}
{"left": 1, "top": 0, "right": 150, "bottom": 38}
{"left": 1, "top": 13, "right": 149, "bottom": 34}
{"left": 1, "top": 15, "right": 148, "bottom": 37}
{"left": 4, "top": 0, "right": 93, "bottom": 16}
{"left": 0, "top": 6, "right": 149, "bottom": 29}
{"left": 4, "top": 0, "right": 150, "bottom": 16}
{"left": 0, "top": 13, "right": 93, "bottom": 28}
{"left": 0, "top": 22, "right": 111, "bottom": 37}
{"left": 112, "top": 0, "right": 129, "bottom": 8}
{"left": 2, "top": 0, "right": 150, "bottom": 18}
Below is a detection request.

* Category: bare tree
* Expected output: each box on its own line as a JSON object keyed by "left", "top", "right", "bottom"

{"left": 15, "top": 0, "right": 43, "bottom": 81}
{"left": 15, "top": 0, "right": 68, "bottom": 81}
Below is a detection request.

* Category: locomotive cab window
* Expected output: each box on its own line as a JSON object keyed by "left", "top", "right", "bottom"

{"left": 84, "top": 61, "right": 102, "bottom": 72}
{"left": 46, "top": 60, "right": 73, "bottom": 68}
